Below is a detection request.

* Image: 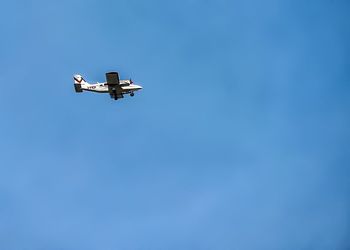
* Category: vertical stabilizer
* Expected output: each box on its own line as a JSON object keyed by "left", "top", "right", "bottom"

{"left": 73, "top": 74, "right": 87, "bottom": 92}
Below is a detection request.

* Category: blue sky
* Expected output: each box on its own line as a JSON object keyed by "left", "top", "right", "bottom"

{"left": 0, "top": 0, "right": 349, "bottom": 249}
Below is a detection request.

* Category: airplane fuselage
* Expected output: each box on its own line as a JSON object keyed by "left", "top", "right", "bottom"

{"left": 82, "top": 80, "right": 142, "bottom": 95}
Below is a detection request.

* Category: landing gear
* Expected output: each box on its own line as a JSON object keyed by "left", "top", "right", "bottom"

{"left": 130, "top": 92, "right": 134, "bottom": 97}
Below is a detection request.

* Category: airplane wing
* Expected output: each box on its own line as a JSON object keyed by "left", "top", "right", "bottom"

{"left": 106, "top": 72, "right": 120, "bottom": 85}
{"left": 106, "top": 72, "right": 123, "bottom": 100}
{"left": 110, "top": 91, "right": 124, "bottom": 100}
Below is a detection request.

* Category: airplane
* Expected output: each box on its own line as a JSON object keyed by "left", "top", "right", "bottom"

{"left": 74, "top": 72, "right": 142, "bottom": 100}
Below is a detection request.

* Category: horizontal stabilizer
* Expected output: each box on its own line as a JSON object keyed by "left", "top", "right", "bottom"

{"left": 74, "top": 84, "right": 83, "bottom": 93}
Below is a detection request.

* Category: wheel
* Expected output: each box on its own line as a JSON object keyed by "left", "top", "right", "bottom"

{"left": 130, "top": 92, "right": 134, "bottom": 97}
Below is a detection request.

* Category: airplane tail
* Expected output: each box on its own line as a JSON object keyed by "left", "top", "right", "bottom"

{"left": 73, "top": 74, "right": 88, "bottom": 92}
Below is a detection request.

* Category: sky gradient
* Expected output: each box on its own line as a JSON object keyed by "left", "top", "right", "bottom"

{"left": 0, "top": 0, "right": 349, "bottom": 249}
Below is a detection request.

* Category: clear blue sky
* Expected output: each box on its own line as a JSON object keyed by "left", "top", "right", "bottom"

{"left": 0, "top": 0, "right": 349, "bottom": 249}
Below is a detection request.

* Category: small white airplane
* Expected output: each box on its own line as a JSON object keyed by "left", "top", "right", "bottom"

{"left": 74, "top": 72, "right": 142, "bottom": 100}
